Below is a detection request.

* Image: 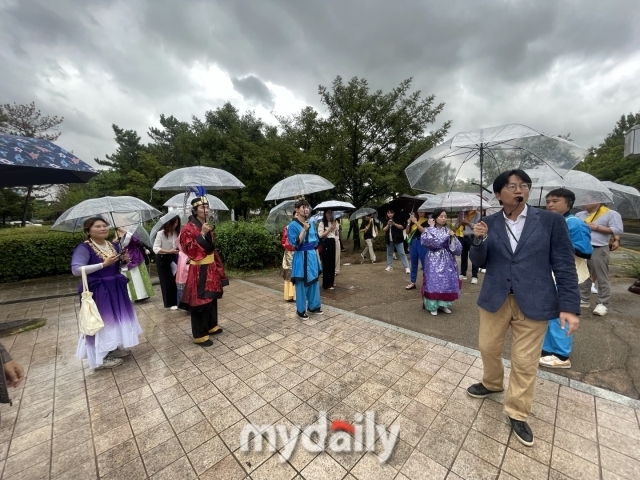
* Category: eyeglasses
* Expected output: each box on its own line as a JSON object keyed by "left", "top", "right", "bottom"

{"left": 505, "top": 183, "right": 531, "bottom": 192}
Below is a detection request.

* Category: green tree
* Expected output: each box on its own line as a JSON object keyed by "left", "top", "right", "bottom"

{"left": 314, "top": 76, "right": 450, "bottom": 207}
{"left": 0, "top": 188, "right": 24, "bottom": 225}
{"left": 576, "top": 113, "right": 640, "bottom": 190}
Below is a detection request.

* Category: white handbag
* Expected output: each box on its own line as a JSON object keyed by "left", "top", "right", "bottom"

{"left": 78, "top": 267, "right": 105, "bottom": 336}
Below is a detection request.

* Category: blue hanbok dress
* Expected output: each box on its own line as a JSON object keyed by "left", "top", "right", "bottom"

{"left": 287, "top": 219, "right": 322, "bottom": 314}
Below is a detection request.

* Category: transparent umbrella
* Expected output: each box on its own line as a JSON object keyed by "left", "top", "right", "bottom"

{"left": 419, "top": 192, "right": 494, "bottom": 211}
{"left": 163, "top": 192, "right": 229, "bottom": 211}
{"left": 313, "top": 200, "right": 355, "bottom": 211}
{"left": 525, "top": 169, "right": 613, "bottom": 207}
{"left": 405, "top": 124, "right": 588, "bottom": 212}
{"left": 602, "top": 181, "right": 640, "bottom": 219}
{"left": 153, "top": 166, "right": 245, "bottom": 191}
{"left": 349, "top": 208, "right": 377, "bottom": 221}
{"left": 150, "top": 211, "right": 181, "bottom": 245}
{"left": 265, "top": 174, "right": 334, "bottom": 201}
{"left": 51, "top": 196, "right": 162, "bottom": 233}
{"left": 264, "top": 200, "right": 298, "bottom": 234}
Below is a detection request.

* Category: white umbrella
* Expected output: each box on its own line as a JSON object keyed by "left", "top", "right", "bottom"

{"left": 419, "top": 192, "right": 493, "bottom": 211}
{"left": 314, "top": 200, "right": 355, "bottom": 210}
{"left": 526, "top": 169, "right": 613, "bottom": 207}
{"left": 163, "top": 192, "right": 229, "bottom": 211}
{"left": 264, "top": 200, "right": 298, "bottom": 234}
{"left": 602, "top": 181, "right": 640, "bottom": 219}
{"left": 153, "top": 166, "right": 245, "bottom": 191}
{"left": 51, "top": 196, "right": 162, "bottom": 233}
{"left": 349, "top": 208, "right": 377, "bottom": 221}
{"left": 265, "top": 174, "right": 334, "bottom": 201}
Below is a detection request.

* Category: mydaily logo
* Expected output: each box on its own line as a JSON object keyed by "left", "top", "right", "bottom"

{"left": 240, "top": 411, "right": 399, "bottom": 463}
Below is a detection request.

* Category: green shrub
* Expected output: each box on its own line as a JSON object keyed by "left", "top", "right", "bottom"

{"left": 622, "top": 253, "right": 640, "bottom": 278}
{"left": 0, "top": 232, "right": 85, "bottom": 283}
{"left": 214, "top": 220, "right": 281, "bottom": 270}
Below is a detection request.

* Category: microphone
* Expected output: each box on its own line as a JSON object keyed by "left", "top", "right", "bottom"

{"left": 506, "top": 197, "right": 524, "bottom": 218}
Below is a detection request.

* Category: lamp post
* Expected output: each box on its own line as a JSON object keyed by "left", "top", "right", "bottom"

{"left": 624, "top": 124, "right": 640, "bottom": 159}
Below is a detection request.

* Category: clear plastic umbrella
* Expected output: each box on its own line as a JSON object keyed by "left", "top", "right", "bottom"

{"left": 150, "top": 211, "right": 181, "bottom": 246}
{"left": 602, "top": 181, "right": 640, "bottom": 219}
{"left": 265, "top": 174, "right": 334, "bottom": 201}
{"left": 153, "top": 166, "right": 245, "bottom": 191}
{"left": 349, "top": 208, "right": 377, "bottom": 221}
{"left": 264, "top": 200, "right": 298, "bottom": 234}
{"left": 419, "top": 192, "right": 494, "bottom": 211}
{"left": 405, "top": 124, "right": 588, "bottom": 212}
{"left": 310, "top": 211, "right": 345, "bottom": 223}
{"left": 163, "top": 192, "right": 229, "bottom": 211}
{"left": 51, "top": 196, "right": 162, "bottom": 233}
{"left": 526, "top": 169, "right": 613, "bottom": 207}
{"left": 313, "top": 200, "right": 355, "bottom": 211}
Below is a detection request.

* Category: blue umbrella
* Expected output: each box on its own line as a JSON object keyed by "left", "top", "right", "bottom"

{"left": 0, "top": 134, "right": 98, "bottom": 187}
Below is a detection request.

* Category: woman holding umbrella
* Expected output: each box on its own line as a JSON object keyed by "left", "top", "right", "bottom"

{"left": 179, "top": 189, "right": 228, "bottom": 347}
{"left": 117, "top": 228, "right": 154, "bottom": 302}
{"left": 153, "top": 214, "right": 181, "bottom": 309}
{"left": 421, "top": 208, "right": 462, "bottom": 315}
{"left": 318, "top": 209, "right": 339, "bottom": 289}
{"left": 72, "top": 217, "right": 143, "bottom": 369}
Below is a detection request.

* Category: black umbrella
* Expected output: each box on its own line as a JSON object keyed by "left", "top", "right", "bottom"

{"left": 377, "top": 194, "right": 431, "bottom": 223}
{"left": 0, "top": 134, "right": 98, "bottom": 225}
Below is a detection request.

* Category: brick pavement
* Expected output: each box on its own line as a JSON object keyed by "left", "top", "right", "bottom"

{"left": 0, "top": 280, "right": 639, "bottom": 479}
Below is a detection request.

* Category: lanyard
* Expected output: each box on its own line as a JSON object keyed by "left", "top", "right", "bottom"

{"left": 505, "top": 221, "right": 520, "bottom": 247}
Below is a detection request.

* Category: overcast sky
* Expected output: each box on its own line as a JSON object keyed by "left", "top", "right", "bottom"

{"left": 2, "top": 0, "right": 639, "bottom": 168}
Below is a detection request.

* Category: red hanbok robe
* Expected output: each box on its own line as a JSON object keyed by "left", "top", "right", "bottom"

{"left": 179, "top": 217, "right": 228, "bottom": 308}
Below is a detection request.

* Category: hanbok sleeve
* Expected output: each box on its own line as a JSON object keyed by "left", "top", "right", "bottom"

{"left": 71, "top": 244, "right": 103, "bottom": 276}
{"left": 420, "top": 227, "right": 447, "bottom": 250}
{"left": 288, "top": 222, "right": 302, "bottom": 249}
{"left": 449, "top": 236, "right": 463, "bottom": 256}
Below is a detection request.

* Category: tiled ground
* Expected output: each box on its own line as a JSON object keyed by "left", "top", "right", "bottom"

{"left": 1, "top": 281, "right": 639, "bottom": 479}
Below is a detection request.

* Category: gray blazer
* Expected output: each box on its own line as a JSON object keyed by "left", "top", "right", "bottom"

{"left": 470, "top": 206, "right": 580, "bottom": 320}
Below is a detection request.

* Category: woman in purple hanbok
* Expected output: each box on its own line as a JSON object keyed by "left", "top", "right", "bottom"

{"left": 421, "top": 208, "right": 462, "bottom": 316}
{"left": 72, "top": 217, "right": 143, "bottom": 369}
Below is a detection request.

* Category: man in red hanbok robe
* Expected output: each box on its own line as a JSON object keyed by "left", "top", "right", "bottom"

{"left": 179, "top": 191, "right": 228, "bottom": 346}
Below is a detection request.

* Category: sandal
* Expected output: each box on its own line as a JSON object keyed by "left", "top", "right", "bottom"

{"left": 405, "top": 283, "right": 416, "bottom": 290}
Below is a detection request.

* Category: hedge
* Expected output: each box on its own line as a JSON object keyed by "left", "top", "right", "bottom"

{"left": 214, "top": 220, "right": 281, "bottom": 270}
{"left": 0, "top": 220, "right": 282, "bottom": 284}
{"left": 0, "top": 231, "right": 84, "bottom": 283}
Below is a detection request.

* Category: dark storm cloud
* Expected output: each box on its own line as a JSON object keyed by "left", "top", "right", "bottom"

{"left": 231, "top": 75, "right": 275, "bottom": 109}
{"left": 1, "top": 0, "right": 639, "bottom": 163}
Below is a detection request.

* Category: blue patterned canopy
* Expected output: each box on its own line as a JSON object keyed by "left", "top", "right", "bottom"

{"left": 0, "top": 134, "right": 98, "bottom": 187}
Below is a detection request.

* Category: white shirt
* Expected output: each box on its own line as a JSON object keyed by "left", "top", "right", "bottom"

{"left": 503, "top": 204, "right": 528, "bottom": 252}
{"left": 153, "top": 231, "right": 178, "bottom": 254}
{"left": 317, "top": 221, "right": 338, "bottom": 240}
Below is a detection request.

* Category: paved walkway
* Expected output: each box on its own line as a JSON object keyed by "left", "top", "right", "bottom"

{"left": 0, "top": 280, "right": 639, "bottom": 479}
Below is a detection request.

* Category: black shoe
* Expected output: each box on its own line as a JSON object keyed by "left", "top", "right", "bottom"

{"left": 197, "top": 340, "right": 214, "bottom": 347}
{"left": 309, "top": 308, "right": 324, "bottom": 315}
{"left": 466, "top": 383, "right": 504, "bottom": 398}
{"left": 508, "top": 417, "right": 534, "bottom": 446}
{"left": 297, "top": 311, "right": 309, "bottom": 319}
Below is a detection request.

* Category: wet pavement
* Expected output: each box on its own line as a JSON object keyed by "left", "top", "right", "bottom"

{"left": 0, "top": 275, "right": 639, "bottom": 479}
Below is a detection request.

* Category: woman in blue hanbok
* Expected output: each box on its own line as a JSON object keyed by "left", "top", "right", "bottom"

{"left": 421, "top": 208, "right": 462, "bottom": 315}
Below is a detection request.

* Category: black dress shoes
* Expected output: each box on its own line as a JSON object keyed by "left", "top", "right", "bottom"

{"left": 508, "top": 417, "right": 534, "bottom": 446}
{"left": 466, "top": 383, "right": 504, "bottom": 398}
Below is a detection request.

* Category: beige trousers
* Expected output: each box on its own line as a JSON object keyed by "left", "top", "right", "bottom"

{"left": 479, "top": 296, "right": 548, "bottom": 421}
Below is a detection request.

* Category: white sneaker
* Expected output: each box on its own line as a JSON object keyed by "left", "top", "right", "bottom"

{"left": 439, "top": 307, "right": 452, "bottom": 314}
{"left": 95, "top": 358, "right": 124, "bottom": 370}
{"left": 430, "top": 310, "right": 438, "bottom": 316}
{"left": 459, "top": 275, "right": 467, "bottom": 280}
{"left": 385, "top": 266, "right": 393, "bottom": 272}
{"left": 405, "top": 268, "right": 410, "bottom": 274}
{"left": 471, "top": 277, "right": 478, "bottom": 284}
{"left": 591, "top": 284, "right": 598, "bottom": 294}
{"left": 539, "top": 355, "right": 571, "bottom": 369}
{"left": 593, "top": 304, "right": 608, "bottom": 316}
{"left": 170, "top": 306, "right": 178, "bottom": 310}
{"left": 479, "top": 268, "right": 486, "bottom": 273}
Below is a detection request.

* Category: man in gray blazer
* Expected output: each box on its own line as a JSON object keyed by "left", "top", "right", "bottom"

{"left": 468, "top": 169, "right": 580, "bottom": 447}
